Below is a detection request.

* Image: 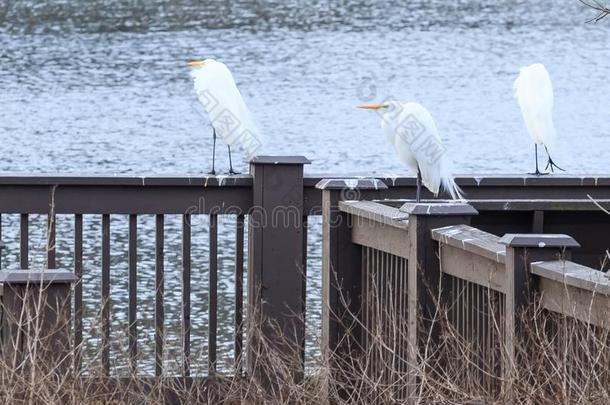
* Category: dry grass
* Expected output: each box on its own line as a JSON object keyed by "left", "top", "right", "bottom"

{"left": 2, "top": 272, "right": 610, "bottom": 404}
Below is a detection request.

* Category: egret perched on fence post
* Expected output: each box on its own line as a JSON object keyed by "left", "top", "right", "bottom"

{"left": 189, "top": 59, "right": 262, "bottom": 175}
{"left": 514, "top": 63, "right": 564, "bottom": 175}
{"left": 359, "top": 100, "right": 463, "bottom": 202}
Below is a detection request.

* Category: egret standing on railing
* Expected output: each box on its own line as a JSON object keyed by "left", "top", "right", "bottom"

{"left": 359, "top": 100, "right": 463, "bottom": 202}
{"left": 189, "top": 59, "right": 262, "bottom": 174}
{"left": 514, "top": 63, "right": 564, "bottom": 175}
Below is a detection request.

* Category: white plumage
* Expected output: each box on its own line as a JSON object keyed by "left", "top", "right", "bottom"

{"left": 360, "top": 100, "right": 463, "bottom": 200}
{"left": 514, "top": 63, "right": 556, "bottom": 148}
{"left": 189, "top": 59, "right": 262, "bottom": 165}
{"left": 514, "top": 63, "right": 563, "bottom": 174}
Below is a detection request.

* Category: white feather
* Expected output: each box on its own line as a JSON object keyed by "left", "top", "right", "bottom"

{"left": 381, "top": 101, "right": 463, "bottom": 200}
{"left": 513, "top": 63, "right": 556, "bottom": 149}
{"left": 190, "top": 59, "right": 263, "bottom": 160}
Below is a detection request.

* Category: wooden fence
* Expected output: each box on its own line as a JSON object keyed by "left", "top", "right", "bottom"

{"left": 0, "top": 160, "right": 610, "bottom": 400}
{"left": 321, "top": 186, "right": 610, "bottom": 401}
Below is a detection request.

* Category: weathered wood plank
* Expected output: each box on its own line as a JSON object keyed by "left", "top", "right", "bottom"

{"left": 535, "top": 268, "right": 610, "bottom": 328}
{"left": 431, "top": 224, "right": 506, "bottom": 264}
{"left": 375, "top": 199, "right": 610, "bottom": 212}
{"left": 439, "top": 244, "right": 505, "bottom": 292}
{"left": 531, "top": 260, "right": 610, "bottom": 296}
{"left": 352, "top": 217, "right": 410, "bottom": 259}
{"left": 472, "top": 199, "right": 610, "bottom": 211}
{"left": 339, "top": 200, "right": 409, "bottom": 229}
{"left": 501, "top": 235, "right": 579, "bottom": 401}
{"left": 403, "top": 202, "right": 478, "bottom": 397}
{"left": 533, "top": 260, "right": 610, "bottom": 327}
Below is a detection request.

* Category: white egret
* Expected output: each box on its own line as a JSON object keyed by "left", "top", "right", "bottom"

{"left": 189, "top": 59, "right": 262, "bottom": 174}
{"left": 359, "top": 101, "right": 463, "bottom": 202}
{"left": 514, "top": 63, "right": 564, "bottom": 175}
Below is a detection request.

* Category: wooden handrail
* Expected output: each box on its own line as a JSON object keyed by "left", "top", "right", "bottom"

{"left": 338, "top": 200, "right": 409, "bottom": 229}
{"left": 531, "top": 260, "right": 610, "bottom": 295}
{"left": 337, "top": 200, "right": 410, "bottom": 258}
{"left": 532, "top": 260, "right": 610, "bottom": 327}
{"left": 431, "top": 224, "right": 506, "bottom": 264}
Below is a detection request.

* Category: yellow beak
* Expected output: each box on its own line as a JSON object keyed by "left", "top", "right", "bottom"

{"left": 188, "top": 60, "right": 206, "bottom": 67}
{"left": 358, "top": 103, "right": 386, "bottom": 110}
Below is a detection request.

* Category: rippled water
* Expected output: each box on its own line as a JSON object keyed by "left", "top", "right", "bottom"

{"left": 0, "top": 0, "right": 609, "bottom": 374}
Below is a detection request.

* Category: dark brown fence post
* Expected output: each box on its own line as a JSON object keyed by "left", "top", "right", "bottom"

{"left": 499, "top": 233, "right": 580, "bottom": 400}
{"left": 400, "top": 202, "right": 479, "bottom": 398}
{"left": 0, "top": 269, "right": 76, "bottom": 375}
{"left": 247, "top": 156, "right": 310, "bottom": 385}
{"left": 317, "top": 179, "right": 388, "bottom": 393}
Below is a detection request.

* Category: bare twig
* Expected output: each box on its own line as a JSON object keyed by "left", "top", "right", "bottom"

{"left": 579, "top": 0, "right": 610, "bottom": 22}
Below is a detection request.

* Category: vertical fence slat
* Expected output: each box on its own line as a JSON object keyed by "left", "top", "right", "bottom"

{"left": 74, "top": 214, "right": 83, "bottom": 372}
{"left": 20, "top": 213, "right": 28, "bottom": 269}
{"left": 371, "top": 250, "right": 383, "bottom": 379}
{"left": 155, "top": 214, "right": 164, "bottom": 376}
{"left": 182, "top": 214, "right": 191, "bottom": 377}
{"left": 128, "top": 214, "right": 138, "bottom": 372}
{"left": 209, "top": 214, "right": 218, "bottom": 374}
{"left": 400, "top": 259, "right": 409, "bottom": 392}
{"left": 362, "top": 247, "right": 368, "bottom": 365}
{"left": 235, "top": 215, "right": 244, "bottom": 372}
{"left": 0, "top": 214, "right": 3, "bottom": 270}
{"left": 476, "top": 282, "right": 482, "bottom": 383}
{"left": 301, "top": 215, "right": 308, "bottom": 365}
{"left": 47, "top": 213, "right": 56, "bottom": 269}
{"left": 101, "top": 214, "right": 110, "bottom": 375}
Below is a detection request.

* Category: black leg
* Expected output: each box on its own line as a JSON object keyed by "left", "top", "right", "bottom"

{"left": 228, "top": 146, "right": 240, "bottom": 175}
{"left": 529, "top": 144, "right": 548, "bottom": 176}
{"left": 208, "top": 128, "right": 216, "bottom": 175}
{"left": 416, "top": 168, "right": 422, "bottom": 203}
{"left": 544, "top": 145, "right": 565, "bottom": 173}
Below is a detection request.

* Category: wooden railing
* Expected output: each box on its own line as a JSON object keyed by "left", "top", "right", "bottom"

{"left": 320, "top": 187, "right": 610, "bottom": 400}
{"left": 0, "top": 156, "right": 308, "bottom": 383}
{"left": 2, "top": 165, "right": 610, "bottom": 398}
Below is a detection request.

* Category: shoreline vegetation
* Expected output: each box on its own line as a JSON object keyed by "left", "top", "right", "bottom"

{"left": 3, "top": 272, "right": 610, "bottom": 404}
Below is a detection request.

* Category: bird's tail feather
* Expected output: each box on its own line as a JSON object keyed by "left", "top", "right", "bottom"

{"left": 441, "top": 175, "right": 465, "bottom": 200}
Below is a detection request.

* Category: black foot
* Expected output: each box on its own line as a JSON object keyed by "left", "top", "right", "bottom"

{"left": 229, "top": 169, "right": 241, "bottom": 175}
{"left": 544, "top": 158, "right": 565, "bottom": 173}
{"left": 528, "top": 170, "right": 549, "bottom": 176}
{"left": 208, "top": 169, "right": 216, "bottom": 175}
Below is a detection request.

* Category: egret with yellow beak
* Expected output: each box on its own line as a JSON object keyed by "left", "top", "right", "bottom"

{"left": 359, "top": 100, "right": 463, "bottom": 202}
{"left": 189, "top": 59, "right": 262, "bottom": 174}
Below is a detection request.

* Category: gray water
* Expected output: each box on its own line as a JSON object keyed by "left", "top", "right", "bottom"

{"left": 1, "top": 0, "right": 609, "bottom": 374}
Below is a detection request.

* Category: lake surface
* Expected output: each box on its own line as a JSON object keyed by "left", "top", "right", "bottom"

{"left": 0, "top": 0, "right": 609, "bottom": 374}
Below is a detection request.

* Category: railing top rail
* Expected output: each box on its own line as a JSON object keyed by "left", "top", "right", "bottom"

{"left": 338, "top": 200, "right": 409, "bottom": 230}
{"left": 432, "top": 224, "right": 506, "bottom": 264}
{"left": 0, "top": 174, "right": 253, "bottom": 187}
{"left": 1, "top": 174, "right": 610, "bottom": 188}
{"left": 531, "top": 260, "right": 610, "bottom": 296}
{"left": 377, "top": 199, "right": 610, "bottom": 211}
{"left": 472, "top": 199, "right": 610, "bottom": 211}
{"left": 3, "top": 173, "right": 610, "bottom": 216}
{"left": 305, "top": 174, "right": 610, "bottom": 188}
